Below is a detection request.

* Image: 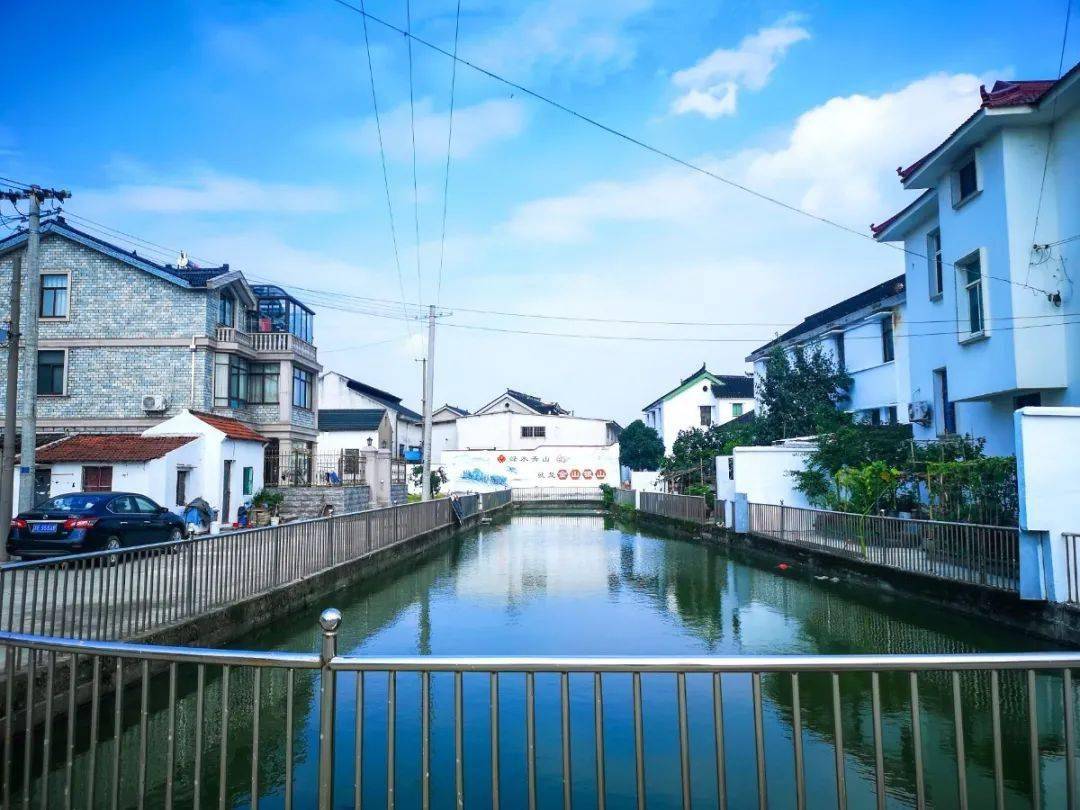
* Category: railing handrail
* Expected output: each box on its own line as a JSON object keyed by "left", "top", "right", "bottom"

{"left": 748, "top": 500, "right": 1019, "bottom": 533}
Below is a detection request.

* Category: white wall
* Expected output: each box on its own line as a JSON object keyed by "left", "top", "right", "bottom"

{"left": 630, "top": 469, "right": 664, "bottom": 494}
{"left": 456, "top": 412, "right": 614, "bottom": 451}
{"left": 431, "top": 420, "right": 457, "bottom": 464}
{"left": 714, "top": 455, "right": 736, "bottom": 502}
{"left": 442, "top": 444, "right": 620, "bottom": 492}
{"left": 732, "top": 445, "right": 813, "bottom": 508}
{"left": 651, "top": 383, "right": 754, "bottom": 454}
{"left": 317, "top": 430, "right": 382, "bottom": 455}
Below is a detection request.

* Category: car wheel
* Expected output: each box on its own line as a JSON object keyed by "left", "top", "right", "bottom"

{"left": 104, "top": 536, "right": 123, "bottom": 567}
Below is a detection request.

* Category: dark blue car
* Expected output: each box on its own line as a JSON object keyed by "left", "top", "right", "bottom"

{"left": 7, "top": 491, "right": 186, "bottom": 560}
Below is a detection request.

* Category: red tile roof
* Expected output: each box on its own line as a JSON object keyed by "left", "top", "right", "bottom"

{"left": 190, "top": 411, "right": 267, "bottom": 442}
{"left": 871, "top": 189, "right": 935, "bottom": 237}
{"left": 36, "top": 435, "right": 197, "bottom": 463}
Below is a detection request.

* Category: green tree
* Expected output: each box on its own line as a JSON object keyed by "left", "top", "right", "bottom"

{"left": 756, "top": 344, "right": 851, "bottom": 442}
{"left": 660, "top": 419, "right": 762, "bottom": 490}
{"left": 618, "top": 420, "right": 665, "bottom": 470}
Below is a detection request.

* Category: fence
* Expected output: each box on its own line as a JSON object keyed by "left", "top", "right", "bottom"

{"left": 264, "top": 451, "right": 367, "bottom": 487}
{"left": 639, "top": 491, "right": 710, "bottom": 525}
{"left": 480, "top": 489, "right": 511, "bottom": 512}
{"left": 613, "top": 488, "right": 636, "bottom": 508}
{"left": 1066, "top": 533, "right": 1080, "bottom": 604}
{"left": 511, "top": 487, "right": 603, "bottom": 502}
{"left": 749, "top": 502, "right": 1021, "bottom": 592}
{"left": 451, "top": 494, "right": 480, "bottom": 522}
{"left": 4, "top": 608, "right": 1080, "bottom": 808}
{"left": 0, "top": 498, "right": 455, "bottom": 646}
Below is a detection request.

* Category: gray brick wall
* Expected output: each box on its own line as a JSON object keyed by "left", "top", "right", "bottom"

{"left": 276, "top": 485, "right": 371, "bottom": 518}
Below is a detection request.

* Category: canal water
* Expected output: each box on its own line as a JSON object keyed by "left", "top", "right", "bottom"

{"left": 21, "top": 512, "right": 1075, "bottom": 807}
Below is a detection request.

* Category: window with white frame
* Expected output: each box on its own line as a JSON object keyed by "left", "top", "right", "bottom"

{"left": 521, "top": 425, "right": 546, "bottom": 438}
{"left": 699, "top": 405, "right": 713, "bottom": 426}
{"left": 952, "top": 155, "right": 979, "bottom": 206}
{"left": 40, "top": 274, "right": 69, "bottom": 318}
{"left": 956, "top": 252, "right": 985, "bottom": 338}
{"left": 927, "top": 229, "right": 943, "bottom": 299}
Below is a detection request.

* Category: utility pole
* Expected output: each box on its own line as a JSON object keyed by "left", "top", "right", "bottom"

{"left": 0, "top": 185, "right": 70, "bottom": 512}
{"left": 0, "top": 256, "right": 22, "bottom": 545}
{"left": 421, "top": 304, "right": 436, "bottom": 501}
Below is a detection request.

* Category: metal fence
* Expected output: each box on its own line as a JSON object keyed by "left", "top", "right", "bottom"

{"left": 613, "top": 488, "right": 636, "bottom": 508}
{"left": 639, "top": 491, "right": 710, "bottom": 525}
{"left": 4, "top": 608, "right": 1080, "bottom": 809}
{"left": 511, "top": 487, "right": 603, "bottom": 502}
{"left": 749, "top": 502, "right": 1021, "bottom": 592}
{"left": 480, "top": 489, "right": 511, "bottom": 512}
{"left": 264, "top": 451, "right": 367, "bottom": 487}
{"left": 0, "top": 499, "right": 454, "bottom": 646}
{"left": 451, "top": 494, "right": 480, "bottom": 522}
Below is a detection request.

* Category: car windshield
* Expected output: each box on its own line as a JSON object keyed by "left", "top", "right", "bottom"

{"left": 37, "top": 494, "right": 110, "bottom": 513}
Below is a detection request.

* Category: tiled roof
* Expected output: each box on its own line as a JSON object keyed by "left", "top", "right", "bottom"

{"left": 339, "top": 375, "right": 422, "bottom": 421}
{"left": 190, "top": 411, "right": 267, "bottom": 442}
{"left": 505, "top": 390, "right": 569, "bottom": 415}
{"left": 747, "top": 275, "right": 906, "bottom": 359}
{"left": 319, "top": 409, "right": 387, "bottom": 431}
{"left": 36, "top": 434, "right": 197, "bottom": 463}
{"left": 871, "top": 189, "right": 935, "bottom": 238}
{"left": 642, "top": 366, "right": 754, "bottom": 412}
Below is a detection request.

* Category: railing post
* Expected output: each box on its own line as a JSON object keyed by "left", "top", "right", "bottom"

{"left": 185, "top": 542, "right": 196, "bottom": 617}
{"left": 779, "top": 501, "right": 786, "bottom": 541}
{"left": 317, "top": 608, "right": 342, "bottom": 810}
{"left": 326, "top": 517, "right": 335, "bottom": 570}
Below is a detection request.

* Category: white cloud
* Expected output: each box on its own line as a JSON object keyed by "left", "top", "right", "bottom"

{"left": 337, "top": 98, "right": 526, "bottom": 163}
{"left": 78, "top": 171, "right": 345, "bottom": 215}
{"left": 467, "top": 0, "right": 653, "bottom": 78}
{"left": 671, "top": 15, "right": 810, "bottom": 118}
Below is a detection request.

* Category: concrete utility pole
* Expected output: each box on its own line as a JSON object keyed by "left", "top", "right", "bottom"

{"left": 421, "top": 304, "right": 436, "bottom": 501}
{"left": 0, "top": 185, "right": 70, "bottom": 512}
{"left": 0, "top": 256, "right": 22, "bottom": 541}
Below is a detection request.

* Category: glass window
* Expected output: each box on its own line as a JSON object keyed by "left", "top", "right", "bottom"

{"left": 521, "top": 426, "right": 546, "bottom": 438}
{"left": 959, "top": 255, "right": 985, "bottom": 335}
{"left": 243, "top": 466, "right": 254, "bottom": 496}
{"left": 834, "top": 332, "right": 845, "bottom": 370}
{"left": 934, "top": 368, "right": 956, "bottom": 436}
{"left": 292, "top": 367, "right": 313, "bottom": 410}
{"left": 956, "top": 159, "right": 978, "bottom": 202}
{"left": 219, "top": 293, "right": 235, "bottom": 327}
{"left": 40, "top": 493, "right": 110, "bottom": 512}
{"left": 40, "top": 274, "right": 69, "bottom": 318}
{"left": 928, "top": 230, "right": 943, "bottom": 298}
{"left": 699, "top": 405, "right": 712, "bottom": 426}
{"left": 249, "top": 363, "right": 280, "bottom": 404}
{"left": 214, "top": 353, "right": 248, "bottom": 408}
{"left": 37, "top": 350, "right": 65, "bottom": 395}
{"left": 133, "top": 495, "right": 159, "bottom": 514}
{"left": 881, "top": 318, "right": 895, "bottom": 363}
{"left": 732, "top": 402, "right": 744, "bottom": 418}
{"left": 176, "top": 469, "right": 189, "bottom": 506}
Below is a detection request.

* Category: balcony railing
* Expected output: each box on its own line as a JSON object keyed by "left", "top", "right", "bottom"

{"left": 214, "top": 325, "right": 253, "bottom": 349}
{"left": 214, "top": 327, "right": 318, "bottom": 362}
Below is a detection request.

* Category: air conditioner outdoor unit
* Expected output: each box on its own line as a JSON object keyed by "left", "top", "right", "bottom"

{"left": 142, "top": 394, "right": 169, "bottom": 413}
{"left": 908, "top": 400, "right": 932, "bottom": 426}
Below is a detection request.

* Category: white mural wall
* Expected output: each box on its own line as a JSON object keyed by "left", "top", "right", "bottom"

{"left": 441, "top": 444, "right": 620, "bottom": 493}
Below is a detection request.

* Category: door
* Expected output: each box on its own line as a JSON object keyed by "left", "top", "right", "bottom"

{"left": 133, "top": 495, "right": 170, "bottom": 543}
{"left": 222, "top": 460, "right": 233, "bottom": 525}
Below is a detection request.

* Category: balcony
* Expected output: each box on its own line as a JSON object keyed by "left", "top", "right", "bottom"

{"left": 213, "top": 326, "right": 318, "bottom": 364}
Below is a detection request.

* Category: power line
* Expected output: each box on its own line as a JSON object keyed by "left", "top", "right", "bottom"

{"left": 405, "top": 0, "right": 423, "bottom": 305}
{"left": 324, "top": 0, "right": 1059, "bottom": 299}
{"left": 358, "top": 0, "right": 415, "bottom": 339}
{"left": 435, "top": 0, "right": 463, "bottom": 308}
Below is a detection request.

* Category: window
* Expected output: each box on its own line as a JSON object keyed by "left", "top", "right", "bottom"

{"left": 699, "top": 405, "right": 713, "bottom": 426}
{"left": 928, "top": 230, "right": 943, "bottom": 298}
{"left": 248, "top": 363, "right": 280, "bottom": 404}
{"left": 82, "top": 466, "right": 113, "bottom": 492}
{"left": 958, "top": 253, "right": 985, "bottom": 337}
{"left": 881, "top": 318, "right": 895, "bottom": 363}
{"left": 933, "top": 368, "right": 956, "bottom": 436}
{"left": 243, "top": 466, "right": 254, "bottom": 496}
{"left": 886, "top": 406, "right": 898, "bottom": 426}
{"left": 37, "top": 350, "right": 65, "bottom": 395}
{"left": 834, "top": 332, "right": 846, "bottom": 370}
{"left": 955, "top": 157, "right": 978, "bottom": 204}
{"left": 176, "top": 469, "right": 189, "bottom": 506}
{"left": 870, "top": 409, "right": 882, "bottom": 426}
{"left": 292, "top": 367, "right": 313, "bottom": 409}
{"left": 214, "top": 353, "right": 249, "bottom": 408}
{"left": 219, "top": 293, "right": 235, "bottom": 327}
{"left": 521, "top": 426, "right": 547, "bottom": 438}
{"left": 133, "top": 495, "right": 159, "bottom": 514}
{"left": 731, "top": 402, "right": 744, "bottom": 418}
{"left": 1014, "top": 392, "right": 1042, "bottom": 410}
{"left": 40, "top": 274, "right": 69, "bottom": 318}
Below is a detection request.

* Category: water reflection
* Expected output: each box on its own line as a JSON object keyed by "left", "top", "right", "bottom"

{"left": 14, "top": 513, "right": 1074, "bottom": 808}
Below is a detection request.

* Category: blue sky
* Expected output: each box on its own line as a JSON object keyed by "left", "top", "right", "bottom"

{"left": 2, "top": 0, "right": 1076, "bottom": 424}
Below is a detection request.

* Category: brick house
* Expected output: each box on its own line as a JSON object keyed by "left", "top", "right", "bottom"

{"left": 0, "top": 216, "right": 321, "bottom": 499}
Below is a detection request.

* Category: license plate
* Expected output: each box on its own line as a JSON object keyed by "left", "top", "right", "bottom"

{"left": 30, "top": 523, "right": 58, "bottom": 534}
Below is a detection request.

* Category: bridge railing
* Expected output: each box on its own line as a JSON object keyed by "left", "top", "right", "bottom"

{"left": 0, "top": 498, "right": 454, "bottom": 647}
{"left": 748, "top": 502, "right": 1021, "bottom": 592}
{"left": 511, "top": 487, "right": 603, "bottom": 502}
{"left": 3, "top": 609, "right": 1079, "bottom": 809}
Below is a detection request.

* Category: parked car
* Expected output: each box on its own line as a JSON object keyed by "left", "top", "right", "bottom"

{"left": 7, "top": 492, "right": 187, "bottom": 560}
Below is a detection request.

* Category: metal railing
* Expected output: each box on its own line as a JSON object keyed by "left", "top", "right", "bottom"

{"left": 1066, "top": 533, "right": 1080, "bottom": 604}
{"left": 511, "top": 487, "right": 603, "bottom": 502}
{"left": 4, "top": 608, "right": 1080, "bottom": 809}
{"left": 749, "top": 502, "right": 1021, "bottom": 592}
{"left": 265, "top": 451, "right": 367, "bottom": 487}
{"left": 639, "top": 491, "right": 710, "bottom": 525}
{"left": 451, "top": 494, "right": 480, "bottom": 522}
{"left": 479, "top": 489, "right": 511, "bottom": 512}
{"left": 0, "top": 499, "right": 453, "bottom": 645}
{"left": 613, "top": 488, "right": 636, "bottom": 508}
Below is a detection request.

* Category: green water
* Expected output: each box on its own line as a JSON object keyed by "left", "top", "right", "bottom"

{"left": 18, "top": 512, "right": 1075, "bottom": 807}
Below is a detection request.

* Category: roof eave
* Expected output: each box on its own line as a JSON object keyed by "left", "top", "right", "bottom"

{"left": 872, "top": 190, "right": 938, "bottom": 242}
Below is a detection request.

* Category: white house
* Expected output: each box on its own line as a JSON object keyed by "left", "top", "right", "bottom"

{"left": 642, "top": 366, "right": 755, "bottom": 454}
{"left": 872, "top": 67, "right": 1080, "bottom": 455}
{"left": 746, "top": 276, "right": 910, "bottom": 428}
{"left": 457, "top": 389, "right": 620, "bottom": 450}
{"left": 318, "top": 372, "right": 422, "bottom": 459}
{"left": 430, "top": 404, "right": 469, "bottom": 465}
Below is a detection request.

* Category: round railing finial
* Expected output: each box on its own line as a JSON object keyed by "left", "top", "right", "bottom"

{"left": 319, "top": 607, "right": 343, "bottom": 633}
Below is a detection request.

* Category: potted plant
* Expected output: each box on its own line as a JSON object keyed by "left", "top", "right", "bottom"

{"left": 251, "top": 489, "right": 285, "bottom": 526}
